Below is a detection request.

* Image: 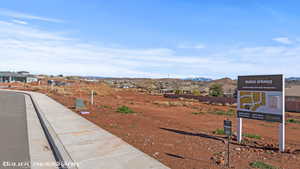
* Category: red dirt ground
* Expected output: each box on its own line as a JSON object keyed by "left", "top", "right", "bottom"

{"left": 9, "top": 83, "right": 300, "bottom": 169}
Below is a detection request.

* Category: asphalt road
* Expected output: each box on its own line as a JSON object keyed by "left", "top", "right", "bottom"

{"left": 0, "top": 91, "right": 30, "bottom": 169}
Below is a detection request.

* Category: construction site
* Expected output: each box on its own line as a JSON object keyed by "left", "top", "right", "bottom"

{"left": 2, "top": 78, "right": 300, "bottom": 169}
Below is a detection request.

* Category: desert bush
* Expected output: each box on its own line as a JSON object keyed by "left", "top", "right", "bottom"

{"left": 175, "top": 89, "right": 183, "bottom": 95}
{"left": 209, "top": 83, "right": 224, "bottom": 97}
{"left": 191, "top": 111, "right": 204, "bottom": 115}
{"left": 287, "top": 118, "right": 300, "bottom": 124}
{"left": 213, "top": 128, "right": 225, "bottom": 135}
{"left": 153, "top": 101, "right": 170, "bottom": 106}
{"left": 99, "top": 105, "right": 112, "bottom": 109}
{"left": 116, "top": 106, "right": 136, "bottom": 114}
{"left": 169, "top": 101, "right": 183, "bottom": 106}
{"left": 249, "top": 161, "right": 277, "bottom": 169}
{"left": 192, "top": 89, "right": 201, "bottom": 96}
{"left": 243, "top": 133, "right": 261, "bottom": 139}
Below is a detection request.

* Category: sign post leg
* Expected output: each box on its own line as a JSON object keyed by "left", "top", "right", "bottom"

{"left": 227, "top": 136, "right": 230, "bottom": 167}
{"left": 279, "top": 75, "right": 285, "bottom": 152}
{"left": 279, "top": 122, "right": 285, "bottom": 152}
{"left": 237, "top": 118, "right": 242, "bottom": 143}
{"left": 91, "top": 90, "right": 94, "bottom": 105}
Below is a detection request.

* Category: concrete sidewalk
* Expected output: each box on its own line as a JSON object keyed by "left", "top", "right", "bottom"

{"left": 21, "top": 91, "right": 169, "bottom": 169}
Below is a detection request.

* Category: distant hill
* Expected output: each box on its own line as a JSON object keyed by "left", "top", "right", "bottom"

{"left": 208, "top": 78, "right": 236, "bottom": 94}
{"left": 286, "top": 77, "right": 300, "bottom": 87}
{"left": 209, "top": 78, "right": 236, "bottom": 86}
{"left": 183, "top": 77, "right": 212, "bottom": 82}
{"left": 286, "top": 77, "right": 300, "bottom": 81}
{"left": 83, "top": 76, "right": 113, "bottom": 79}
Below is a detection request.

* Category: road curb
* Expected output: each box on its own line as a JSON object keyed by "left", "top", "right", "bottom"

{"left": 25, "top": 95, "right": 58, "bottom": 169}
{"left": 1, "top": 89, "right": 76, "bottom": 169}
{"left": 25, "top": 92, "right": 76, "bottom": 169}
{"left": 1, "top": 90, "right": 170, "bottom": 169}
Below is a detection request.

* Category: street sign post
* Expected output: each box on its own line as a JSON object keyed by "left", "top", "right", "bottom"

{"left": 91, "top": 90, "right": 94, "bottom": 105}
{"left": 224, "top": 120, "right": 232, "bottom": 167}
{"left": 237, "top": 74, "right": 285, "bottom": 152}
{"left": 224, "top": 120, "right": 232, "bottom": 136}
{"left": 75, "top": 98, "right": 86, "bottom": 110}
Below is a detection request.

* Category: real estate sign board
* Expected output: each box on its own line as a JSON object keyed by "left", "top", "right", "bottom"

{"left": 224, "top": 120, "right": 232, "bottom": 136}
{"left": 237, "top": 75, "right": 284, "bottom": 122}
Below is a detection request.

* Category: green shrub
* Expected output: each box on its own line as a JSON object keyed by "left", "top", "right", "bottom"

{"left": 243, "top": 133, "right": 261, "bottom": 139}
{"left": 287, "top": 118, "right": 300, "bottom": 124}
{"left": 227, "top": 109, "right": 235, "bottom": 115}
{"left": 100, "top": 105, "right": 111, "bottom": 109}
{"left": 175, "top": 90, "right": 183, "bottom": 95}
{"left": 116, "top": 106, "right": 135, "bottom": 114}
{"left": 213, "top": 128, "right": 225, "bottom": 135}
{"left": 209, "top": 83, "right": 224, "bottom": 97}
{"left": 249, "top": 161, "right": 277, "bottom": 169}
{"left": 192, "top": 89, "right": 201, "bottom": 96}
{"left": 214, "top": 110, "right": 227, "bottom": 115}
{"left": 191, "top": 111, "right": 204, "bottom": 115}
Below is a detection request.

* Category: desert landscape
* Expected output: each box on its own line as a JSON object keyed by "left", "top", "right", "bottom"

{"left": 4, "top": 77, "right": 300, "bottom": 169}
{"left": 2, "top": 2, "right": 300, "bottom": 169}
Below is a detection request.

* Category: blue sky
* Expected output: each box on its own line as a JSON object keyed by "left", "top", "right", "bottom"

{"left": 0, "top": 1, "right": 300, "bottom": 78}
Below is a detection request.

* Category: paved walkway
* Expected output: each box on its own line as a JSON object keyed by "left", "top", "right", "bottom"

{"left": 30, "top": 91, "right": 169, "bottom": 169}
{"left": 0, "top": 91, "right": 30, "bottom": 169}
{"left": 2, "top": 90, "right": 169, "bottom": 169}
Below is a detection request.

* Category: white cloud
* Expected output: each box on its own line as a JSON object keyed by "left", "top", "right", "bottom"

{"left": 178, "top": 43, "right": 206, "bottom": 49}
{"left": 0, "top": 20, "right": 71, "bottom": 41}
{"left": 12, "top": 19, "right": 27, "bottom": 25}
{"left": 0, "top": 9, "right": 63, "bottom": 23}
{"left": 0, "top": 19, "right": 299, "bottom": 78}
{"left": 272, "top": 37, "right": 293, "bottom": 44}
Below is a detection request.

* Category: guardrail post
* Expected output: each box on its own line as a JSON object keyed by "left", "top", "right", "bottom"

{"left": 237, "top": 118, "right": 242, "bottom": 143}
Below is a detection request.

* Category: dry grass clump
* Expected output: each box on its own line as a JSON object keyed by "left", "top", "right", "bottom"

{"left": 153, "top": 101, "right": 171, "bottom": 106}
{"left": 79, "top": 83, "right": 116, "bottom": 96}
{"left": 153, "top": 101, "right": 194, "bottom": 107}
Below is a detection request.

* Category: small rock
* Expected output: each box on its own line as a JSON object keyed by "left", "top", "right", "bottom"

{"left": 235, "top": 147, "right": 241, "bottom": 151}
{"left": 153, "top": 152, "right": 159, "bottom": 157}
{"left": 286, "top": 148, "right": 292, "bottom": 153}
{"left": 43, "top": 145, "right": 50, "bottom": 151}
{"left": 80, "top": 111, "right": 90, "bottom": 115}
{"left": 216, "top": 158, "right": 225, "bottom": 165}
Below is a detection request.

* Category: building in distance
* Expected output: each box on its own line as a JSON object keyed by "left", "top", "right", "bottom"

{"left": 0, "top": 71, "right": 38, "bottom": 83}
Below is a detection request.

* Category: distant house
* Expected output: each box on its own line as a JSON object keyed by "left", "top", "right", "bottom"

{"left": 286, "top": 85, "right": 300, "bottom": 101}
{"left": 0, "top": 71, "right": 38, "bottom": 83}
{"left": 17, "top": 71, "right": 30, "bottom": 75}
{"left": 159, "top": 88, "right": 174, "bottom": 94}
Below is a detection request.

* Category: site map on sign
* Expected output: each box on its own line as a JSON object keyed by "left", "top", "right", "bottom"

{"left": 239, "top": 91, "right": 266, "bottom": 111}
